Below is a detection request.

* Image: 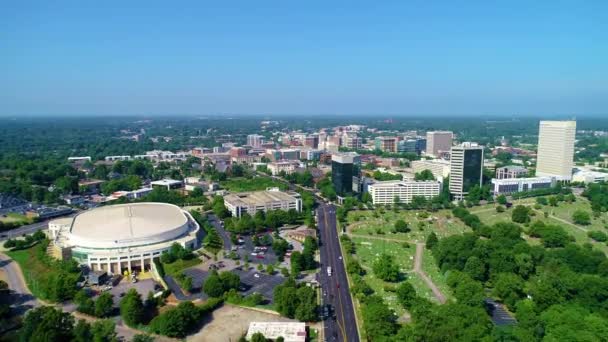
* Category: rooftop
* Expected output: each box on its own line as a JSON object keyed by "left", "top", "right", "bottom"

{"left": 150, "top": 179, "right": 183, "bottom": 186}
{"left": 246, "top": 322, "right": 306, "bottom": 342}
{"left": 224, "top": 189, "right": 300, "bottom": 206}
{"left": 69, "top": 202, "right": 188, "bottom": 243}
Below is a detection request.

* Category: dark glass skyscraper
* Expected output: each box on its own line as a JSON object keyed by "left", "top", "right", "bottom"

{"left": 449, "top": 143, "right": 484, "bottom": 200}
{"left": 331, "top": 153, "right": 361, "bottom": 196}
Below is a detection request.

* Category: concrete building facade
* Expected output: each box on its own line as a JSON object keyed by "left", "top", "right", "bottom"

{"left": 536, "top": 120, "right": 576, "bottom": 180}
{"left": 491, "top": 177, "right": 555, "bottom": 195}
{"left": 223, "top": 189, "right": 302, "bottom": 218}
{"left": 426, "top": 131, "right": 453, "bottom": 157}
{"left": 368, "top": 180, "right": 441, "bottom": 205}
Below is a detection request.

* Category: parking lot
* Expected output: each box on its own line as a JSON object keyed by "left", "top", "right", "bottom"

{"left": 210, "top": 214, "right": 279, "bottom": 265}
{"left": 174, "top": 265, "right": 285, "bottom": 303}
{"left": 108, "top": 278, "right": 159, "bottom": 305}
{"left": 232, "top": 267, "right": 285, "bottom": 301}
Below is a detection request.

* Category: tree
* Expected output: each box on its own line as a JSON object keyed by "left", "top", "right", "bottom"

{"left": 132, "top": 334, "right": 155, "bottom": 342}
{"left": 94, "top": 292, "right": 115, "bottom": 318}
{"left": 19, "top": 306, "right": 75, "bottom": 342}
{"left": 394, "top": 219, "right": 410, "bottom": 233}
{"left": 549, "top": 196, "right": 559, "bottom": 207}
{"left": 251, "top": 332, "right": 267, "bottom": 342}
{"left": 463, "top": 256, "right": 486, "bottom": 281}
{"left": 426, "top": 232, "right": 438, "bottom": 250}
{"left": 294, "top": 286, "right": 317, "bottom": 322}
{"left": 361, "top": 295, "right": 398, "bottom": 340}
{"left": 91, "top": 319, "right": 118, "bottom": 342}
{"left": 290, "top": 251, "right": 304, "bottom": 274}
{"left": 273, "top": 279, "right": 299, "bottom": 318}
{"left": 203, "top": 272, "right": 225, "bottom": 298}
{"left": 415, "top": 169, "right": 435, "bottom": 181}
{"left": 120, "top": 289, "right": 144, "bottom": 327}
{"left": 511, "top": 205, "right": 530, "bottom": 223}
{"left": 372, "top": 254, "right": 400, "bottom": 282}
{"left": 73, "top": 319, "right": 93, "bottom": 342}
{"left": 572, "top": 210, "right": 591, "bottom": 225}
{"left": 492, "top": 273, "right": 525, "bottom": 310}
{"left": 74, "top": 289, "right": 94, "bottom": 315}
{"left": 496, "top": 194, "right": 508, "bottom": 205}
{"left": 396, "top": 282, "right": 417, "bottom": 309}
{"left": 447, "top": 272, "right": 485, "bottom": 307}
{"left": 587, "top": 230, "right": 608, "bottom": 242}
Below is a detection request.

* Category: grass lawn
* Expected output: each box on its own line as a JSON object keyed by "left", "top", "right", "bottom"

{"left": 421, "top": 249, "right": 453, "bottom": 300}
{"left": 163, "top": 258, "right": 202, "bottom": 277}
{"left": 545, "top": 199, "right": 608, "bottom": 231}
{"left": 350, "top": 236, "right": 420, "bottom": 315}
{"left": 351, "top": 236, "right": 415, "bottom": 271}
{"left": 474, "top": 200, "right": 608, "bottom": 255}
{"left": 7, "top": 242, "right": 79, "bottom": 301}
{"left": 347, "top": 209, "right": 470, "bottom": 243}
{"left": 0, "top": 213, "right": 32, "bottom": 224}
{"left": 221, "top": 177, "right": 288, "bottom": 192}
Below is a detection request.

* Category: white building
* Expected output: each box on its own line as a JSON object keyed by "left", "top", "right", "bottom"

{"left": 246, "top": 322, "right": 306, "bottom": 342}
{"left": 48, "top": 203, "right": 199, "bottom": 274}
{"left": 267, "top": 161, "right": 300, "bottom": 176}
{"left": 495, "top": 165, "right": 528, "bottom": 179}
{"left": 572, "top": 169, "right": 608, "bottom": 184}
{"left": 368, "top": 180, "right": 441, "bottom": 205}
{"left": 150, "top": 179, "right": 183, "bottom": 190}
{"left": 411, "top": 159, "right": 451, "bottom": 179}
{"left": 536, "top": 120, "right": 576, "bottom": 180}
{"left": 247, "top": 134, "right": 265, "bottom": 147}
{"left": 491, "top": 177, "right": 555, "bottom": 195}
{"left": 224, "top": 188, "right": 302, "bottom": 218}
{"left": 450, "top": 142, "right": 484, "bottom": 200}
{"left": 426, "top": 131, "right": 453, "bottom": 157}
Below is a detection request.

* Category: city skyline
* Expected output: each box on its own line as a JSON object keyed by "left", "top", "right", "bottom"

{"left": 2, "top": 1, "right": 607, "bottom": 116}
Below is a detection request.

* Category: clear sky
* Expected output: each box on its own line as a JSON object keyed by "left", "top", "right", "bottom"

{"left": 1, "top": 1, "right": 607, "bottom": 116}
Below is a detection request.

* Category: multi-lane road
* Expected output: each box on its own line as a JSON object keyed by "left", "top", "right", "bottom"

{"left": 317, "top": 203, "right": 359, "bottom": 342}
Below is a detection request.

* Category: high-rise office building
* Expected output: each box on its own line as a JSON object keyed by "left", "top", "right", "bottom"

{"left": 374, "top": 137, "right": 397, "bottom": 153}
{"left": 247, "top": 134, "right": 265, "bottom": 147}
{"left": 426, "top": 131, "right": 453, "bottom": 156}
{"left": 536, "top": 120, "right": 576, "bottom": 180}
{"left": 341, "top": 133, "right": 362, "bottom": 149}
{"left": 398, "top": 138, "right": 427, "bottom": 155}
{"left": 331, "top": 153, "right": 361, "bottom": 195}
{"left": 304, "top": 135, "right": 319, "bottom": 149}
{"left": 449, "top": 142, "right": 484, "bottom": 200}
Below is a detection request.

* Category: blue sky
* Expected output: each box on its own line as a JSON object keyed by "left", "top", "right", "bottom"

{"left": 1, "top": 1, "right": 607, "bottom": 116}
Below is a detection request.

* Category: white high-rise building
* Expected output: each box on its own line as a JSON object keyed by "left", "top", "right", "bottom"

{"left": 449, "top": 142, "right": 484, "bottom": 200}
{"left": 536, "top": 120, "right": 576, "bottom": 180}
{"left": 426, "top": 131, "right": 453, "bottom": 157}
{"left": 247, "top": 134, "right": 265, "bottom": 147}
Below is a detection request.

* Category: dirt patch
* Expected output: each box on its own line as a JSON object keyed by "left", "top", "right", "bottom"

{"left": 189, "top": 304, "right": 297, "bottom": 342}
{"left": 0, "top": 269, "right": 8, "bottom": 284}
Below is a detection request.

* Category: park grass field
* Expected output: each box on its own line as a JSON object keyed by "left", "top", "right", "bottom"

{"left": 220, "top": 177, "right": 288, "bottom": 192}
{"left": 163, "top": 257, "right": 202, "bottom": 278}
{"left": 421, "top": 249, "right": 453, "bottom": 300}
{"left": 0, "top": 212, "right": 32, "bottom": 224}
{"left": 347, "top": 209, "right": 470, "bottom": 243}
{"left": 473, "top": 198, "right": 608, "bottom": 255}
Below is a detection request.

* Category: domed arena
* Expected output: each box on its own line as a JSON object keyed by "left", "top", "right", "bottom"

{"left": 49, "top": 202, "right": 199, "bottom": 274}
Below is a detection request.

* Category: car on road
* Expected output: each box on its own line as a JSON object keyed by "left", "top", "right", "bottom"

{"left": 256, "top": 254, "right": 264, "bottom": 259}
{"left": 338, "top": 256, "right": 342, "bottom": 260}
{"left": 327, "top": 266, "right": 332, "bottom": 276}
{"left": 254, "top": 273, "right": 260, "bottom": 278}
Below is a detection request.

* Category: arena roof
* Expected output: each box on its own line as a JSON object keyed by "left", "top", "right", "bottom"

{"left": 69, "top": 202, "right": 188, "bottom": 245}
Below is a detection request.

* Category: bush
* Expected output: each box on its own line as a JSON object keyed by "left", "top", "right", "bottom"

{"left": 572, "top": 210, "right": 591, "bottom": 225}
{"left": 587, "top": 231, "right": 608, "bottom": 242}
{"left": 511, "top": 205, "right": 530, "bottom": 224}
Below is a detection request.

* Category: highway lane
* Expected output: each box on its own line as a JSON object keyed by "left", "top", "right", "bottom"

{"left": 317, "top": 203, "right": 359, "bottom": 342}
{"left": 0, "top": 221, "right": 49, "bottom": 241}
